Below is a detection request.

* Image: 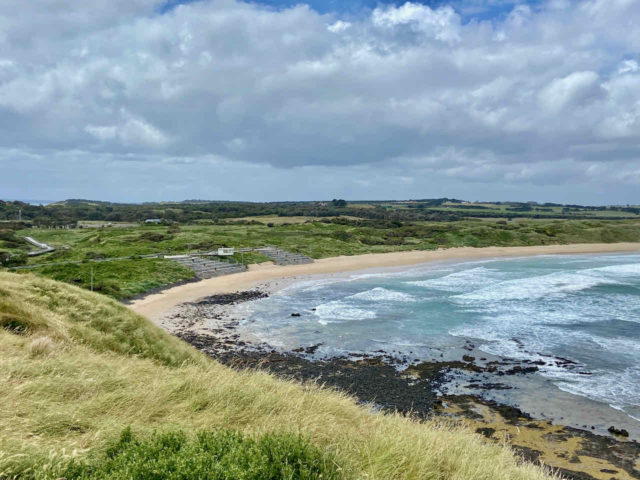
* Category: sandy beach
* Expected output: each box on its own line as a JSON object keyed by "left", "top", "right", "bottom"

{"left": 129, "top": 242, "right": 640, "bottom": 321}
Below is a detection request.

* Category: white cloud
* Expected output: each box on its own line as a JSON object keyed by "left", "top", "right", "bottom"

{"left": 618, "top": 59, "right": 640, "bottom": 74}
{"left": 85, "top": 125, "right": 118, "bottom": 141}
{"left": 328, "top": 20, "right": 351, "bottom": 33}
{"left": 372, "top": 3, "right": 461, "bottom": 42}
{"left": 0, "top": 0, "right": 639, "bottom": 202}
{"left": 85, "top": 113, "right": 170, "bottom": 148}
{"left": 538, "top": 71, "right": 601, "bottom": 113}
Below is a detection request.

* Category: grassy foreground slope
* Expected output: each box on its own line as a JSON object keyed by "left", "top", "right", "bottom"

{"left": 0, "top": 272, "right": 552, "bottom": 480}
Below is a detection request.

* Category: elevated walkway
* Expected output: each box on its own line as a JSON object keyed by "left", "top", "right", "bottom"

{"left": 255, "top": 247, "right": 314, "bottom": 266}
{"left": 24, "top": 236, "right": 55, "bottom": 256}
{"left": 167, "top": 255, "right": 247, "bottom": 279}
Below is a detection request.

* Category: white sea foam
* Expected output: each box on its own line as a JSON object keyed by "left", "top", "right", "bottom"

{"left": 406, "top": 267, "right": 504, "bottom": 292}
{"left": 348, "top": 287, "right": 416, "bottom": 302}
{"left": 453, "top": 306, "right": 640, "bottom": 352}
{"left": 314, "top": 300, "right": 377, "bottom": 325}
{"left": 453, "top": 270, "right": 618, "bottom": 303}
{"left": 278, "top": 277, "right": 345, "bottom": 294}
{"left": 349, "top": 266, "right": 453, "bottom": 281}
{"left": 371, "top": 337, "right": 432, "bottom": 348}
{"left": 591, "top": 262, "right": 640, "bottom": 278}
{"left": 554, "top": 366, "right": 640, "bottom": 410}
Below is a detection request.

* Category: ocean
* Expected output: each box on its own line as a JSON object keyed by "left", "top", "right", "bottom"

{"left": 235, "top": 252, "right": 640, "bottom": 435}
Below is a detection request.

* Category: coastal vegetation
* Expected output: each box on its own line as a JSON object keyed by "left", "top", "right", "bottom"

{"left": 2, "top": 214, "right": 640, "bottom": 299}
{"left": 56, "top": 428, "right": 340, "bottom": 480}
{"left": 0, "top": 272, "right": 553, "bottom": 480}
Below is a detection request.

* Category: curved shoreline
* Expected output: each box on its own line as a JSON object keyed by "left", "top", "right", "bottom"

{"left": 128, "top": 242, "right": 640, "bottom": 321}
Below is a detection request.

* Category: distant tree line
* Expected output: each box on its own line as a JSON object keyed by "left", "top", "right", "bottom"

{"left": 1, "top": 198, "right": 637, "bottom": 227}
{"left": 0, "top": 199, "right": 462, "bottom": 225}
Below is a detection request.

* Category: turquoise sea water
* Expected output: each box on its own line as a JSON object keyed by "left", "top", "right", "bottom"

{"left": 237, "top": 253, "right": 640, "bottom": 426}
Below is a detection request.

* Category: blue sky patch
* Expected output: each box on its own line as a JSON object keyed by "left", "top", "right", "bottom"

{"left": 159, "top": 0, "right": 540, "bottom": 21}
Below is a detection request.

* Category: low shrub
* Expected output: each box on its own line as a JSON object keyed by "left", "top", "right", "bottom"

{"left": 0, "top": 314, "right": 30, "bottom": 335}
{"left": 332, "top": 231, "right": 353, "bottom": 242}
{"left": 137, "top": 232, "right": 167, "bottom": 243}
{"left": 29, "top": 336, "right": 55, "bottom": 357}
{"left": 57, "top": 428, "right": 340, "bottom": 480}
{"left": 2, "top": 252, "right": 27, "bottom": 266}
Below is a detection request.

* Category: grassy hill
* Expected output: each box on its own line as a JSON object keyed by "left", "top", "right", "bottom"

{"left": 0, "top": 272, "right": 553, "bottom": 479}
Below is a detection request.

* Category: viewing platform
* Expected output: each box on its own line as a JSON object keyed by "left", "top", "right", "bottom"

{"left": 255, "top": 247, "right": 314, "bottom": 265}
{"left": 166, "top": 255, "right": 247, "bottom": 279}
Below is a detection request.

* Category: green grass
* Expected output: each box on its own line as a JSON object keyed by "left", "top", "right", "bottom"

{"left": 0, "top": 272, "right": 553, "bottom": 480}
{"left": 17, "top": 219, "right": 640, "bottom": 262}
{"left": 21, "top": 258, "right": 195, "bottom": 299}
{"left": 55, "top": 428, "right": 339, "bottom": 480}
{"left": 5, "top": 218, "right": 640, "bottom": 299}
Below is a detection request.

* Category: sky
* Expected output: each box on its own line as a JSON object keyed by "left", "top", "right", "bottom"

{"left": 0, "top": 0, "right": 639, "bottom": 204}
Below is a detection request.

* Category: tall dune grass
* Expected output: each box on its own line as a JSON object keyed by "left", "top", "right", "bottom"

{"left": 0, "top": 272, "right": 554, "bottom": 479}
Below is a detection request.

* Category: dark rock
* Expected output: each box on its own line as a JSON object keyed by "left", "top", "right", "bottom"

{"left": 525, "top": 422, "right": 543, "bottom": 429}
{"left": 608, "top": 426, "right": 630, "bottom": 437}
{"left": 554, "top": 468, "right": 598, "bottom": 480}
{"left": 513, "top": 445, "right": 542, "bottom": 463}
{"left": 195, "top": 290, "right": 268, "bottom": 306}
{"left": 486, "top": 401, "right": 532, "bottom": 423}
{"left": 304, "top": 343, "right": 322, "bottom": 354}
{"left": 504, "top": 365, "right": 538, "bottom": 375}
{"left": 466, "top": 383, "right": 513, "bottom": 391}
{"left": 476, "top": 427, "right": 495, "bottom": 438}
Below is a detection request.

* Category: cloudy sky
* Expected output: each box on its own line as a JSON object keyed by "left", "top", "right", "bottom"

{"left": 1, "top": 0, "right": 639, "bottom": 204}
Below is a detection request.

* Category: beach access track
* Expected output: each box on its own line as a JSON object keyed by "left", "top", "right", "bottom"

{"left": 24, "top": 236, "right": 55, "bottom": 256}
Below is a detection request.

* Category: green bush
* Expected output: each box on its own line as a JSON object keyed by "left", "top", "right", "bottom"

{"left": 0, "top": 250, "right": 10, "bottom": 265}
{"left": 56, "top": 428, "right": 340, "bottom": 480}
{"left": 137, "top": 232, "right": 168, "bottom": 242}
{"left": 3, "top": 252, "right": 27, "bottom": 266}
{"left": 332, "top": 230, "right": 353, "bottom": 242}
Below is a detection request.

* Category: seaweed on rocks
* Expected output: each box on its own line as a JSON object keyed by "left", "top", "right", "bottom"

{"left": 195, "top": 291, "right": 268, "bottom": 305}
{"left": 179, "top": 333, "right": 440, "bottom": 418}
